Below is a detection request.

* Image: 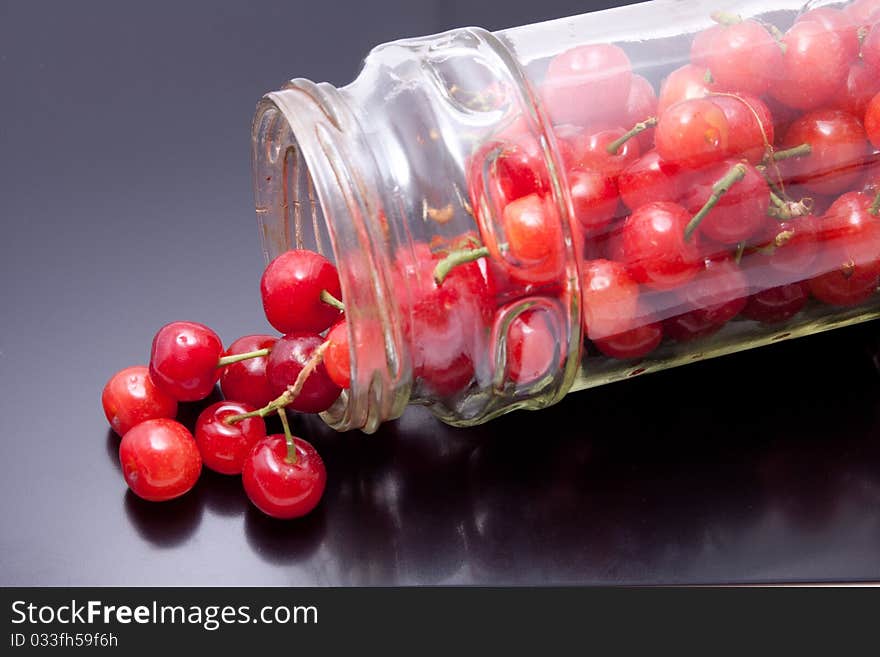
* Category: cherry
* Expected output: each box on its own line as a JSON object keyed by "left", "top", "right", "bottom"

{"left": 769, "top": 21, "right": 849, "bottom": 110}
{"left": 102, "top": 366, "right": 177, "bottom": 437}
{"left": 749, "top": 218, "right": 821, "bottom": 287}
{"left": 620, "top": 201, "right": 703, "bottom": 290}
{"left": 561, "top": 125, "right": 641, "bottom": 179}
{"left": 260, "top": 249, "right": 342, "bottom": 335}
{"left": 663, "top": 257, "right": 748, "bottom": 342}
{"left": 593, "top": 316, "right": 663, "bottom": 360}
{"left": 863, "top": 24, "right": 880, "bottom": 77}
{"left": 710, "top": 93, "right": 775, "bottom": 164}
{"left": 568, "top": 169, "right": 619, "bottom": 235}
{"left": 324, "top": 320, "right": 351, "bottom": 389}
{"left": 505, "top": 309, "right": 556, "bottom": 385}
{"left": 690, "top": 18, "right": 782, "bottom": 96}
{"left": 781, "top": 109, "right": 868, "bottom": 195}
{"left": 194, "top": 401, "right": 266, "bottom": 475}
{"left": 541, "top": 44, "right": 633, "bottom": 127}
{"left": 795, "top": 7, "right": 860, "bottom": 63}
{"left": 149, "top": 321, "right": 223, "bottom": 402}
{"left": 618, "top": 150, "right": 683, "bottom": 210}
{"left": 809, "top": 265, "right": 880, "bottom": 306}
{"left": 581, "top": 259, "right": 640, "bottom": 340}
{"left": 680, "top": 160, "right": 770, "bottom": 245}
{"left": 242, "top": 434, "right": 326, "bottom": 519}
{"left": 831, "top": 62, "right": 880, "bottom": 119}
{"left": 470, "top": 130, "right": 551, "bottom": 204}
{"left": 266, "top": 332, "right": 341, "bottom": 413}
{"left": 623, "top": 74, "right": 658, "bottom": 151}
{"left": 866, "top": 93, "right": 880, "bottom": 149}
{"left": 219, "top": 334, "right": 278, "bottom": 409}
{"left": 655, "top": 98, "right": 729, "bottom": 169}
{"left": 657, "top": 64, "right": 715, "bottom": 115}
{"left": 742, "top": 282, "right": 810, "bottom": 324}
{"left": 845, "top": 0, "right": 880, "bottom": 26}
{"left": 500, "top": 193, "right": 564, "bottom": 283}
{"left": 119, "top": 418, "right": 201, "bottom": 502}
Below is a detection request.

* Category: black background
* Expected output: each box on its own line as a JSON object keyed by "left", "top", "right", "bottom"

{"left": 2, "top": 0, "right": 880, "bottom": 586}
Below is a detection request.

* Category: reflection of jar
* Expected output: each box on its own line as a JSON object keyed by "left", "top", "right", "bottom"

{"left": 252, "top": 0, "right": 880, "bottom": 432}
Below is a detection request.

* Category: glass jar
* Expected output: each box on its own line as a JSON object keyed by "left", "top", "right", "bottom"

{"left": 251, "top": 0, "right": 880, "bottom": 432}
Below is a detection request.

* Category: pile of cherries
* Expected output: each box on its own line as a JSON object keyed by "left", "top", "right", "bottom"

{"left": 102, "top": 250, "right": 352, "bottom": 518}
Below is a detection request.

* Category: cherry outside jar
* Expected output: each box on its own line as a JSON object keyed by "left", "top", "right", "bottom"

{"left": 251, "top": 0, "right": 880, "bottom": 433}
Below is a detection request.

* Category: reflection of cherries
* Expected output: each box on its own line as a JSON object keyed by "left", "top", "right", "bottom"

{"left": 581, "top": 259, "right": 640, "bottom": 340}
{"left": 618, "top": 150, "right": 682, "bottom": 210}
{"left": 655, "top": 98, "right": 729, "bottom": 169}
{"left": 742, "top": 282, "right": 810, "bottom": 324}
{"left": 593, "top": 315, "right": 663, "bottom": 360}
{"left": 506, "top": 309, "right": 556, "bottom": 385}
{"left": 690, "top": 19, "right": 782, "bottom": 96}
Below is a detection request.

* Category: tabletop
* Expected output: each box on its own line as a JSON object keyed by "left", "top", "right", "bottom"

{"left": 2, "top": 0, "right": 879, "bottom": 586}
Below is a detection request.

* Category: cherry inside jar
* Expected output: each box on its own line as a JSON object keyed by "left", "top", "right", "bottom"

{"left": 252, "top": 0, "right": 880, "bottom": 433}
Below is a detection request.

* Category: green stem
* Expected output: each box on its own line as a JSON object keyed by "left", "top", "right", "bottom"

{"left": 710, "top": 10, "right": 742, "bottom": 25}
{"left": 772, "top": 143, "right": 811, "bottom": 162}
{"left": 216, "top": 348, "right": 270, "bottom": 368}
{"left": 278, "top": 408, "right": 297, "bottom": 465}
{"left": 320, "top": 289, "right": 345, "bottom": 312}
{"left": 734, "top": 241, "right": 746, "bottom": 264}
{"left": 684, "top": 163, "right": 747, "bottom": 241}
{"left": 870, "top": 191, "right": 880, "bottom": 217}
{"left": 433, "top": 246, "right": 490, "bottom": 285}
{"left": 605, "top": 117, "right": 657, "bottom": 155}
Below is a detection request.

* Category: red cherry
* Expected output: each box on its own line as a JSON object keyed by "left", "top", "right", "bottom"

{"left": 541, "top": 44, "right": 633, "bottom": 127}
{"left": 680, "top": 160, "right": 770, "bottom": 245}
{"left": 830, "top": 61, "right": 880, "bottom": 119}
{"left": 242, "top": 435, "right": 326, "bottom": 519}
{"left": 266, "top": 332, "right": 341, "bottom": 413}
{"left": 505, "top": 309, "right": 556, "bottom": 385}
{"left": 194, "top": 401, "right": 266, "bottom": 475}
{"left": 845, "top": 0, "right": 880, "bottom": 27}
{"left": 501, "top": 193, "right": 564, "bottom": 284}
{"left": 561, "top": 125, "right": 641, "bottom": 179}
{"left": 866, "top": 93, "right": 880, "bottom": 149}
{"left": 568, "top": 169, "right": 619, "bottom": 235}
{"left": 324, "top": 320, "right": 351, "bottom": 389}
{"left": 149, "top": 321, "right": 223, "bottom": 402}
{"left": 260, "top": 249, "right": 342, "bottom": 334}
{"left": 710, "top": 94, "right": 775, "bottom": 164}
{"left": 663, "top": 257, "right": 748, "bottom": 342}
{"left": 809, "top": 266, "right": 880, "bottom": 306}
{"left": 593, "top": 316, "right": 663, "bottom": 360}
{"left": 618, "top": 150, "right": 683, "bottom": 210}
{"left": 623, "top": 74, "right": 658, "bottom": 150}
{"left": 581, "top": 259, "right": 640, "bottom": 340}
{"left": 102, "top": 366, "right": 177, "bottom": 437}
{"left": 690, "top": 19, "right": 782, "bottom": 96}
{"left": 748, "top": 218, "right": 821, "bottom": 287}
{"left": 470, "top": 130, "right": 549, "bottom": 204}
{"left": 219, "top": 334, "right": 278, "bottom": 409}
{"left": 863, "top": 24, "right": 880, "bottom": 76}
{"left": 655, "top": 98, "right": 730, "bottom": 169}
{"left": 119, "top": 419, "right": 201, "bottom": 502}
{"left": 769, "top": 21, "right": 849, "bottom": 110}
{"left": 795, "top": 7, "right": 861, "bottom": 63}
{"left": 657, "top": 64, "right": 715, "bottom": 115}
{"left": 742, "top": 282, "right": 810, "bottom": 324}
{"left": 781, "top": 109, "right": 868, "bottom": 195}
{"left": 620, "top": 202, "right": 703, "bottom": 290}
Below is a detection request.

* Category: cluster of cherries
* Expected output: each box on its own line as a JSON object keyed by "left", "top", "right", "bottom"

{"left": 102, "top": 250, "right": 353, "bottom": 518}
{"left": 461, "top": 1, "right": 880, "bottom": 364}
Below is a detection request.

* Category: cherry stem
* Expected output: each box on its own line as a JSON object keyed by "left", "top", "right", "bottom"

{"left": 767, "top": 191, "right": 813, "bottom": 220}
{"left": 224, "top": 340, "right": 331, "bottom": 425}
{"left": 734, "top": 241, "right": 746, "bottom": 264}
{"left": 216, "top": 348, "right": 271, "bottom": 368}
{"left": 869, "top": 191, "right": 880, "bottom": 217}
{"left": 433, "top": 246, "right": 490, "bottom": 286}
{"left": 605, "top": 117, "right": 657, "bottom": 155}
{"left": 771, "top": 143, "right": 811, "bottom": 162}
{"left": 278, "top": 408, "right": 297, "bottom": 465}
{"left": 320, "top": 290, "right": 345, "bottom": 312}
{"left": 710, "top": 10, "right": 742, "bottom": 25}
{"left": 684, "top": 163, "right": 747, "bottom": 241}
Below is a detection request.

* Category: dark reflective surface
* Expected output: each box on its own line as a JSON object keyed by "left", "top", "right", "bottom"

{"left": 2, "top": 0, "right": 880, "bottom": 586}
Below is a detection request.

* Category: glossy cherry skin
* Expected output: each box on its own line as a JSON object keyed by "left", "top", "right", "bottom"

{"left": 102, "top": 366, "right": 178, "bottom": 437}
{"left": 748, "top": 218, "right": 821, "bottom": 287}
{"left": 194, "top": 401, "right": 266, "bottom": 475}
{"left": 505, "top": 309, "right": 557, "bottom": 385}
{"left": 690, "top": 19, "right": 783, "bottom": 96}
{"left": 655, "top": 98, "right": 729, "bottom": 169}
{"left": 769, "top": 21, "right": 849, "bottom": 110}
{"left": 657, "top": 64, "right": 716, "bottom": 115}
{"left": 866, "top": 93, "right": 880, "bottom": 149}
{"left": 561, "top": 125, "right": 641, "bottom": 179}
{"left": 618, "top": 150, "right": 682, "bottom": 210}
{"left": 541, "top": 44, "right": 633, "bottom": 127}
{"left": 471, "top": 130, "right": 551, "bottom": 204}
{"left": 149, "top": 321, "right": 223, "bottom": 402}
{"left": 845, "top": 0, "right": 880, "bottom": 27}
{"left": 681, "top": 160, "right": 770, "bottom": 245}
{"left": 620, "top": 201, "right": 704, "bottom": 290}
{"left": 663, "top": 257, "right": 748, "bottom": 342}
{"left": 219, "top": 334, "right": 278, "bottom": 409}
{"left": 742, "top": 282, "right": 810, "bottom": 324}
{"left": 324, "top": 320, "right": 351, "bottom": 389}
{"left": 864, "top": 24, "right": 880, "bottom": 77}
{"left": 501, "top": 193, "right": 564, "bottom": 284}
{"left": 831, "top": 62, "right": 880, "bottom": 119}
{"left": 260, "top": 249, "right": 342, "bottom": 334}
{"left": 581, "top": 259, "right": 640, "bottom": 340}
{"left": 795, "top": 7, "right": 861, "bottom": 63}
{"left": 242, "top": 435, "right": 326, "bottom": 519}
{"left": 266, "top": 332, "right": 341, "bottom": 413}
{"left": 782, "top": 110, "right": 868, "bottom": 195}
{"left": 710, "top": 94, "right": 774, "bottom": 164}
{"left": 568, "top": 169, "right": 619, "bottom": 235}
{"left": 119, "top": 419, "right": 202, "bottom": 502}
{"left": 623, "top": 74, "right": 658, "bottom": 151}
{"left": 593, "top": 317, "right": 663, "bottom": 360}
